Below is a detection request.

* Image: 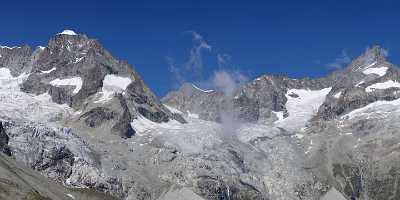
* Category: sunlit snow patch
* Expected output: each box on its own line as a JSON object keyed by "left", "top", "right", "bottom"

{"left": 95, "top": 74, "right": 132, "bottom": 103}
{"left": 365, "top": 80, "right": 400, "bottom": 92}
{"left": 0, "top": 68, "right": 12, "bottom": 78}
{"left": 0, "top": 45, "right": 21, "bottom": 50}
{"left": 192, "top": 84, "right": 214, "bottom": 93}
{"left": 342, "top": 98, "right": 400, "bottom": 120}
{"left": 40, "top": 67, "right": 56, "bottom": 74}
{"left": 333, "top": 91, "right": 342, "bottom": 98}
{"left": 274, "top": 87, "right": 331, "bottom": 132}
{"left": 187, "top": 110, "right": 199, "bottom": 119}
{"left": 50, "top": 77, "right": 82, "bottom": 94}
{"left": 362, "top": 66, "right": 388, "bottom": 77}
{"left": 271, "top": 111, "right": 284, "bottom": 121}
{"left": 130, "top": 115, "right": 182, "bottom": 135}
{"left": 163, "top": 104, "right": 183, "bottom": 114}
{"left": 66, "top": 194, "right": 75, "bottom": 199}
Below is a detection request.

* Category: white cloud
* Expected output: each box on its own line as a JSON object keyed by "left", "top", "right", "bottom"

{"left": 327, "top": 50, "right": 352, "bottom": 69}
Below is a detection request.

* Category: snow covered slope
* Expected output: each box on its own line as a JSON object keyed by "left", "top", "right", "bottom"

{"left": 275, "top": 87, "right": 332, "bottom": 132}
{"left": 0, "top": 68, "right": 77, "bottom": 122}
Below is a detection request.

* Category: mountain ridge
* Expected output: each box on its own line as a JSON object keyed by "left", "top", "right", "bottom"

{"left": 1, "top": 31, "right": 400, "bottom": 200}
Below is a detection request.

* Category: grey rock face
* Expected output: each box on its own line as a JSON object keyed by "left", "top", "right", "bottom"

{"left": 0, "top": 122, "right": 11, "bottom": 156}
{"left": 79, "top": 107, "right": 117, "bottom": 128}
{"left": 3, "top": 120, "right": 95, "bottom": 182}
{"left": 163, "top": 74, "right": 339, "bottom": 123}
{"left": 0, "top": 152, "right": 120, "bottom": 200}
{"left": 0, "top": 45, "right": 33, "bottom": 76}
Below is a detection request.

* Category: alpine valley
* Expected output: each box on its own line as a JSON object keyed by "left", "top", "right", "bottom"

{"left": 0, "top": 30, "right": 399, "bottom": 200}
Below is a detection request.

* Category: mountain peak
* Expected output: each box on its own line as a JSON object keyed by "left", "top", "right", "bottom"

{"left": 346, "top": 45, "right": 390, "bottom": 73}
{"left": 362, "top": 44, "right": 388, "bottom": 62}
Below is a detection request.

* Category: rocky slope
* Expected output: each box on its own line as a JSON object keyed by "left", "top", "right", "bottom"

{"left": 0, "top": 151, "right": 119, "bottom": 200}
{"left": 1, "top": 30, "right": 399, "bottom": 200}
{"left": 163, "top": 45, "right": 400, "bottom": 200}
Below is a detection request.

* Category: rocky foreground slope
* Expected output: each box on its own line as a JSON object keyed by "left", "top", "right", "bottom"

{"left": 0, "top": 30, "right": 399, "bottom": 200}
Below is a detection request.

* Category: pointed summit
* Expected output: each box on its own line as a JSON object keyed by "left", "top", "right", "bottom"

{"left": 348, "top": 45, "right": 390, "bottom": 72}
{"left": 359, "top": 45, "right": 388, "bottom": 64}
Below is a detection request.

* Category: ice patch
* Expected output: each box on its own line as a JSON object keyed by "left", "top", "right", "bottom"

{"left": 50, "top": 77, "right": 82, "bottom": 94}
{"left": 365, "top": 80, "right": 400, "bottom": 92}
{"left": 192, "top": 84, "right": 214, "bottom": 93}
{"left": 187, "top": 111, "right": 199, "bottom": 119}
{"left": 0, "top": 68, "right": 13, "bottom": 78}
{"left": 74, "top": 57, "right": 84, "bottom": 63}
{"left": 321, "top": 187, "right": 347, "bottom": 200}
{"left": 66, "top": 193, "right": 75, "bottom": 199}
{"left": 293, "top": 134, "right": 304, "bottom": 139}
{"left": 305, "top": 139, "right": 313, "bottom": 154}
{"left": 0, "top": 45, "right": 21, "bottom": 50}
{"left": 103, "top": 74, "right": 132, "bottom": 90}
{"left": 57, "top": 30, "right": 77, "bottom": 36}
{"left": 356, "top": 80, "right": 365, "bottom": 87}
{"left": 274, "top": 87, "right": 332, "bottom": 132}
{"left": 163, "top": 104, "right": 183, "bottom": 114}
{"left": 40, "top": 67, "right": 56, "bottom": 74}
{"left": 362, "top": 66, "right": 388, "bottom": 77}
{"left": 95, "top": 74, "right": 132, "bottom": 103}
{"left": 343, "top": 98, "right": 400, "bottom": 120}
{"left": 272, "top": 111, "right": 284, "bottom": 121}
{"left": 131, "top": 115, "right": 183, "bottom": 135}
{"left": 333, "top": 91, "right": 342, "bottom": 98}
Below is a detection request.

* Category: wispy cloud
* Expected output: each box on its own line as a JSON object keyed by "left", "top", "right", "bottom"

{"left": 217, "top": 53, "right": 232, "bottom": 68}
{"left": 381, "top": 47, "right": 389, "bottom": 57}
{"left": 327, "top": 50, "right": 352, "bottom": 69}
{"left": 185, "top": 31, "right": 212, "bottom": 74}
{"left": 166, "top": 31, "right": 250, "bottom": 138}
{"left": 167, "top": 31, "right": 212, "bottom": 85}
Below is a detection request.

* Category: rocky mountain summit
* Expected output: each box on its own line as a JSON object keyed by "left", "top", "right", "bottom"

{"left": 1, "top": 30, "right": 185, "bottom": 138}
{"left": 0, "top": 30, "right": 399, "bottom": 200}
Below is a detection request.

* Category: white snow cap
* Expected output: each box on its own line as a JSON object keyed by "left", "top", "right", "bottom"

{"left": 57, "top": 30, "right": 78, "bottom": 36}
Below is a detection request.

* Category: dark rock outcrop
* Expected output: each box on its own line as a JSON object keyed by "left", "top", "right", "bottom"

{"left": 0, "top": 122, "right": 11, "bottom": 156}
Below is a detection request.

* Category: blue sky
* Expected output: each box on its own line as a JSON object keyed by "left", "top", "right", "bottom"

{"left": 1, "top": 0, "right": 400, "bottom": 96}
